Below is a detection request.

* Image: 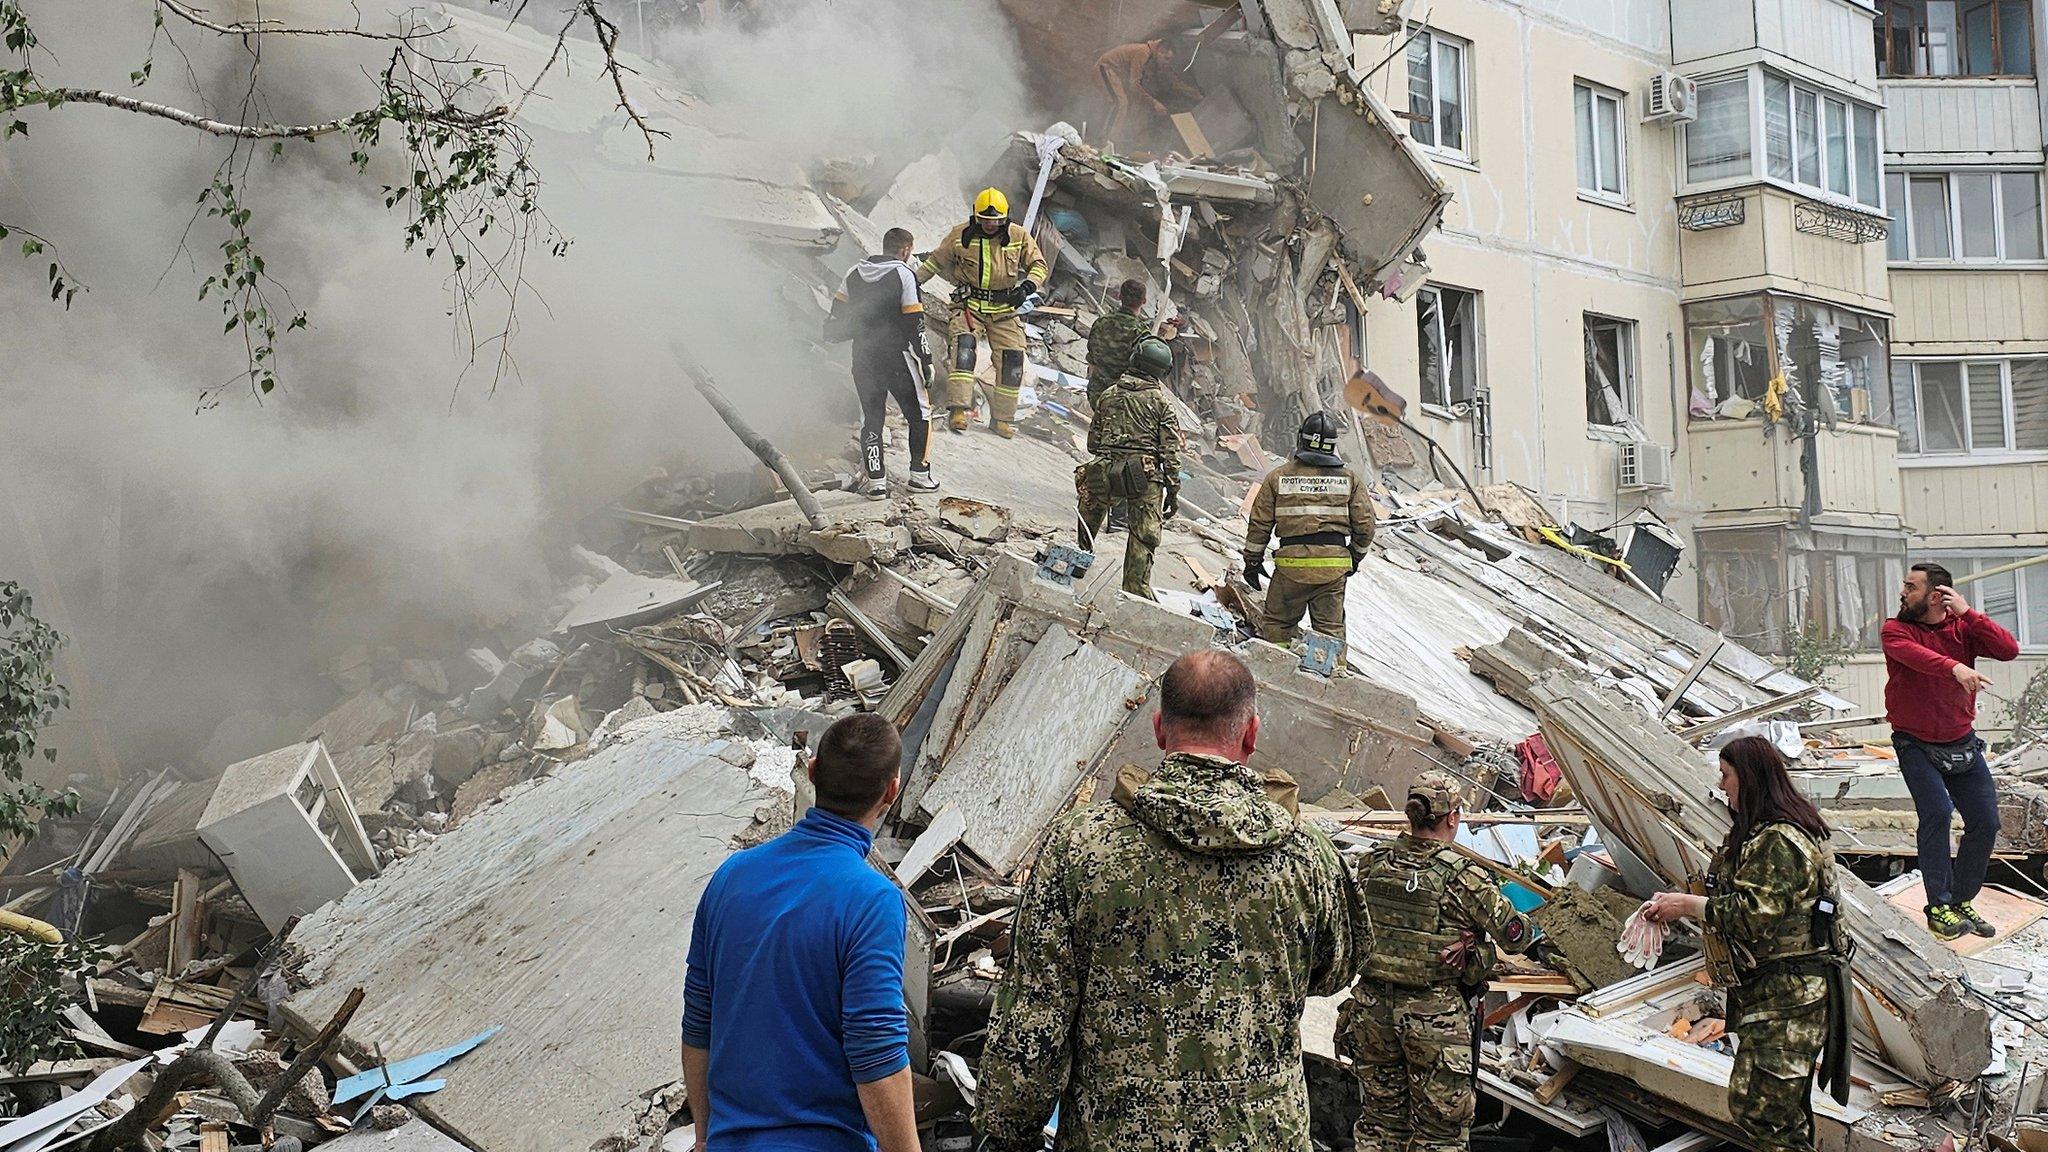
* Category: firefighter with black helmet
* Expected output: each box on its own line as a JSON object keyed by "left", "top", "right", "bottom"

{"left": 915, "top": 188, "right": 1049, "bottom": 439}
{"left": 1243, "top": 411, "right": 1375, "bottom": 645}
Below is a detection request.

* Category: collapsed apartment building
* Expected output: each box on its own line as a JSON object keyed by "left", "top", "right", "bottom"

{"left": 11, "top": 2, "right": 2048, "bottom": 1152}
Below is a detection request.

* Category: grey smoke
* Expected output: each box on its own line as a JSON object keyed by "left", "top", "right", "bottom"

{"left": 0, "top": 0, "right": 1031, "bottom": 777}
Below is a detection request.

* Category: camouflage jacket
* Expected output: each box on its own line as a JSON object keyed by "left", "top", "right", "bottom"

{"left": 1708, "top": 822, "right": 1839, "bottom": 1050}
{"left": 1087, "top": 374, "right": 1182, "bottom": 478}
{"left": 1350, "top": 834, "right": 1538, "bottom": 989}
{"left": 1706, "top": 821, "right": 1837, "bottom": 972}
{"left": 975, "top": 752, "right": 1353, "bottom": 1152}
{"left": 1086, "top": 309, "right": 1151, "bottom": 384}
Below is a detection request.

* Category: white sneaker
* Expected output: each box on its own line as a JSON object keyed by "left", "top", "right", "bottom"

{"left": 859, "top": 476, "right": 888, "bottom": 500}
{"left": 908, "top": 467, "right": 939, "bottom": 492}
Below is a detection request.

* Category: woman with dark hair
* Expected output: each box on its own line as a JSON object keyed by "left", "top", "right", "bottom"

{"left": 1642, "top": 736, "right": 1850, "bottom": 1152}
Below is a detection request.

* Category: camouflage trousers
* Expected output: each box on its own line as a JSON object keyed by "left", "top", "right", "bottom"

{"left": 1728, "top": 971, "right": 1829, "bottom": 1152}
{"left": 1077, "top": 461, "right": 1163, "bottom": 599}
{"left": 1257, "top": 571, "right": 1347, "bottom": 646}
{"left": 1338, "top": 983, "right": 1474, "bottom": 1152}
{"left": 945, "top": 307, "right": 1027, "bottom": 424}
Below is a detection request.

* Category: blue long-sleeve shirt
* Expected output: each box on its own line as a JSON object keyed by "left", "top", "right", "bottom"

{"left": 682, "top": 806, "right": 909, "bottom": 1151}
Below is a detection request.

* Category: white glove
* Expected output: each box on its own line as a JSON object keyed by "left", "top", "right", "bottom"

{"left": 1617, "top": 904, "right": 1668, "bottom": 971}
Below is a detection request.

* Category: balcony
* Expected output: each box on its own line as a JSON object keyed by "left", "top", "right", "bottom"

{"left": 1689, "top": 417, "right": 1904, "bottom": 525}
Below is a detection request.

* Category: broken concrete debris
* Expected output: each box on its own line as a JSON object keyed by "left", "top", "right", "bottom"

{"left": 12, "top": 8, "right": 2048, "bottom": 1152}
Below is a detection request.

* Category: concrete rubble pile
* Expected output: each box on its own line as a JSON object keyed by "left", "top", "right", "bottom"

{"left": 16, "top": 6, "right": 2048, "bottom": 1152}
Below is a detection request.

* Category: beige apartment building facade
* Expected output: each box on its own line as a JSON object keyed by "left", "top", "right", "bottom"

{"left": 1353, "top": 0, "right": 2047, "bottom": 730}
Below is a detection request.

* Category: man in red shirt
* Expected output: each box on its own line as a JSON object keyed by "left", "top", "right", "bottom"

{"left": 1882, "top": 562, "right": 2020, "bottom": 941}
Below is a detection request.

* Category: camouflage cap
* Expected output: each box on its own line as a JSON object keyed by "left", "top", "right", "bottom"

{"left": 1407, "top": 769, "right": 1464, "bottom": 822}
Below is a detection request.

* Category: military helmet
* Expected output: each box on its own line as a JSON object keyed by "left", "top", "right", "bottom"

{"left": 974, "top": 187, "right": 1010, "bottom": 218}
{"left": 1408, "top": 770, "right": 1464, "bottom": 824}
{"left": 1294, "top": 409, "right": 1345, "bottom": 467}
{"left": 1129, "top": 336, "right": 1174, "bottom": 379}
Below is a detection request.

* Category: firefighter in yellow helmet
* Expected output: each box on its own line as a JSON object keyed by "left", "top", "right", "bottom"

{"left": 915, "top": 188, "right": 1049, "bottom": 438}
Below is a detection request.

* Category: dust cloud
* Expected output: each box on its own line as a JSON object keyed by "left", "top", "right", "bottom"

{"left": 0, "top": 0, "right": 1031, "bottom": 779}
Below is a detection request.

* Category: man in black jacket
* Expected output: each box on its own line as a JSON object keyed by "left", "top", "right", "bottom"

{"left": 831, "top": 228, "right": 938, "bottom": 498}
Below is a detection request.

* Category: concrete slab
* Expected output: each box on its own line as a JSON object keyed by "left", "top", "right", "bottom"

{"left": 687, "top": 490, "right": 899, "bottom": 557}
{"left": 321, "top": 1122, "right": 470, "bottom": 1152}
{"left": 281, "top": 709, "right": 782, "bottom": 1152}
{"left": 554, "top": 571, "right": 710, "bottom": 632}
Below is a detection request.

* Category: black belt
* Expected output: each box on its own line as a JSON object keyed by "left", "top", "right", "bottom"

{"left": 1279, "top": 531, "right": 1350, "bottom": 547}
{"left": 960, "top": 286, "right": 1018, "bottom": 303}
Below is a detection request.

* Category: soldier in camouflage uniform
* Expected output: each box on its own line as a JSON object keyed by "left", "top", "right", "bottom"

{"left": 1086, "top": 279, "right": 1155, "bottom": 409}
{"left": 1079, "top": 336, "right": 1182, "bottom": 599}
{"left": 1644, "top": 736, "right": 1849, "bottom": 1152}
{"left": 1343, "top": 771, "right": 1542, "bottom": 1152}
{"left": 976, "top": 651, "right": 1353, "bottom": 1152}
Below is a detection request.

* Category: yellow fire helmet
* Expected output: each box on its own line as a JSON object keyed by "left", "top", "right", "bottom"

{"left": 973, "top": 187, "right": 1009, "bottom": 219}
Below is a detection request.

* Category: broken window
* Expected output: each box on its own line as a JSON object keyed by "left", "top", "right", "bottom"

{"left": 1877, "top": 0, "right": 2035, "bottom": 76}
{"left": 1801, "top": 536, "right": 1903, "bottom": 650}
{"left": 1574, "top": 81, "right": 1625, "bottom": 200}
{"left": 1406, "top": 26, "right": 1468, "bottom": 155}
{"left": 1584, "top": 314, "right": 1636, "bottom": 428}
{"left": 1686, "top": 297, "right": 1770, "bottom": 416}
{"left": 1686, "top": 74, "right": 1752, "bottom": 184}
{"left": 1416, "top": 285, "right": 1479, "bottom": 409}
{"left": 1698, "top": 528, "right": 1790, "bottom": 654}
{"left": 1897, "top": 357, "right": 2048, "bottom": 454}
{"left": 1772, "top": 298, "right": 1891, "bottom": 426}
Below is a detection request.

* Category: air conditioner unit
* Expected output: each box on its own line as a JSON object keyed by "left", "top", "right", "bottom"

{"left": 1619, "top": 441, "right": 1675, "bottom": 491}
{"left": 1646, "top": 73, "right": 1699, "bottom": 124}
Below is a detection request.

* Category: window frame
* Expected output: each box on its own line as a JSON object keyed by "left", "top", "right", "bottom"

{"left": 1416, "top": 284, "right": 1482, "bottom": 415}
{"left": 1583, "top": 313, "right": 1639, "bottom": 432}
{"left": 1898, "top": 356, "right": 2048, "bottom": 460}
{"left": 1877, "top": 0, "right": 2037, "bottom": 78}
{"left": 1405, "top": 25, "right": 1472, "bottom": 161}
{"left": 1685, "top": 67, "right": 1885, "bottom": 211}
{"left": 1890, "top": 169, "right": 2048, "bottom": 265}
{"left": 1573, "top": 80, "right": 1629, "bottom": 203}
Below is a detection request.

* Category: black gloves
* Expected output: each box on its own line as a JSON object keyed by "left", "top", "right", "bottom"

{"left": 1349, "top": 550, "right": 1365, "bottom": 575}
{"left": 1162, "top": 487, "right": 1179, "bottom": 520}
{"left": 1242, "top": 552, "right": 1266, "bottom": 591}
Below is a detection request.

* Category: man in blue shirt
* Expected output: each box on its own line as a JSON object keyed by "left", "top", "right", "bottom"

{"left": 681, "top": 714, "right": 919, "bottom": 1152}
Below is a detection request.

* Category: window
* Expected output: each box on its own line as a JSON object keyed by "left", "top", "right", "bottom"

{"left": 1915, "top": 553, "right": 2048, "bottom": 650}
{"left": 1689, "top": 294, "right": 1892, "bottom": 425}
{"left": 1877, "top": 1, "right": 2035, "bottom": 77}
{"left": 1686, "top": 75, "right": 1752, "bottom": 183}
{"left": 1416, "top": 285, "right": 1479, "bottom": 410}
{"left": 1407, "top": 27, "right": 1468, "bottom": 156}
{"left": 1698, "top": 529, "right": 1902, "bottom": 655}
{"left": 1584, "top": 315, "right": 1637, "bottom": 428}
{"left": 1891, "top": 170, "right": 2046, "bottom": 262}
{"left": 1761, "top": 75, "right": 1882, "bottom": 205}
{"left": 1574, "top": 82, "right": 1626, "bottom": 200}
{"left": 1894, "top": 358, "right": 2048, "bottom": 454}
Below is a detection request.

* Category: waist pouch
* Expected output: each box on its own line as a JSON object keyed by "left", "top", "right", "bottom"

{"left": 1104, "top": 456, "right": 1153, "bottom": 501}
{"left": 1900, "top": 732, "right": 1984, "bottom": 776}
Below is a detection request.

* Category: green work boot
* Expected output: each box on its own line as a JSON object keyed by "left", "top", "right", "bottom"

{"left": 1955, "top": 900, "right": 1997, "bottom": 938}
{"left": 1925, "top": 904, "right": 1969, "bottom": 942}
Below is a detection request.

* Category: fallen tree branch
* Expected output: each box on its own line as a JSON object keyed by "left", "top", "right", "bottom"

{"left": 82, "top": 988, "right": 362, "bottom": 1152}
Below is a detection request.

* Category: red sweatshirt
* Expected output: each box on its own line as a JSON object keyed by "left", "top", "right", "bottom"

{"left": 1881, "top": 609, "right": 2021, "bottom": 742}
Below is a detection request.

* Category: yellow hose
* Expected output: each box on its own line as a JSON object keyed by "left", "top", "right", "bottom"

{"left": 0, "top": 908, "right": 63, "bottom": 944}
